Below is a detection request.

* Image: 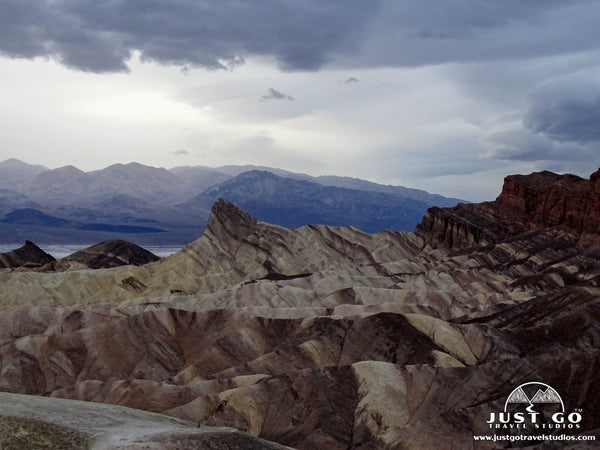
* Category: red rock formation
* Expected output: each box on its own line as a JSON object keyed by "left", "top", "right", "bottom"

{"left": 417, "top": 168, "right": 600, "bottom": 248}
{"left": 497, "top": 169, "right": 600, "bottom": 234}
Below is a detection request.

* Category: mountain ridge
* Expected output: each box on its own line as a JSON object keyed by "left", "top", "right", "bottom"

{"left": 182, "top": 170, "right": 434, "bottom": 232}
{"left": 0, "top": 168, "right": 599, "bottom": 447}
{"left": 0, "top": 158, "right": 465, "bottom": 243}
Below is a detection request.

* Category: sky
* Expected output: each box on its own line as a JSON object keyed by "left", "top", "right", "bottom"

{"left": 1, "top": 1, "right": 599, "bottom": 201}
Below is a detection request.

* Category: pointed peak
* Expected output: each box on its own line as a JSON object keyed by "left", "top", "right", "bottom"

{"left": 0, "top": 158, "right": 48, "bottom": 171}
{"left": 52, "top": 165, "right": 86, "bottom": 175}
{"left": 207, "top": 198, "right": 257, "bottom": 239}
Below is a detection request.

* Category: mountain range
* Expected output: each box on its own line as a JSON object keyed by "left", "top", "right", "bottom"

{"left": 0, "top": 168, "right": 598, "bottom": 448}
{"left": 0, "top": 158, "right": 464, "bottom": 244}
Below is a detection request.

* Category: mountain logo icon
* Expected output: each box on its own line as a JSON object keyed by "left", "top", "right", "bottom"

{"left": 504, "top": 382, "right": 564, "bottom": 412}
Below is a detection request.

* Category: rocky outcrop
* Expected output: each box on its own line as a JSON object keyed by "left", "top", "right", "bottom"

{"left": 1, "top": 177, "right": 600, "bottom": 448}
{"left": 0, "top": 393, "right": 289, "bottom": 449}
{"left": 497, "top": 169, "right": 600, "bottom": 234}
{"left": 46, "top": 239, "right": 160, "bottom": 271}
{"left": 0, "top": 240, "right": 55, "bottom": 269}
{"left": 416, "top": 168, "right": 600, "bottom": 248}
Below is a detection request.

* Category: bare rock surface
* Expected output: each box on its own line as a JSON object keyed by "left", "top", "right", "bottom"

{"left": 0, "top": 392, "right": 290, "bottom": 449}
{"left": 416, "top": 168, "right": 600, "bottom": 248}
{"left": 0, "top": 169, "right": 600, "bottom": 448}
{"left": 0, "top": 240, "right": 55, "bottom": 269}
{"left": 42, "top": 239, "right": 161, "bottom": 271}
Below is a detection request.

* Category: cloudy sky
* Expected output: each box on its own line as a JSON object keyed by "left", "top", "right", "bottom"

{"left": 1, "top": 1, "right": 599, "bottom": 201}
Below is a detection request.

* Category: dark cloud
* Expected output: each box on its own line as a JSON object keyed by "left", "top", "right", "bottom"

{"left": 338, "top": 1, "right": 600, "bottom": 68}
{"left": 483, "top": 126, "right": 598, "bottom": 164}
{"left": 259, "top": 88, "right": 295, "bottom": 102}
{"left": 483, "top": 75, "right": 600, "bottom": 165}
{"left": 345, "top": 77, "right": 359, "bottom": 84}
{"left": 0, "top": 0, "right": 378, "bottom": 73}
{"left": 1, "top": 1, "right": 598, "bottom": 73}
{"left": 523, "top": 79, "right": 600, "bottom": 143}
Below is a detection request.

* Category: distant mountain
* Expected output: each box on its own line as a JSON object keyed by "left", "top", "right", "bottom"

{"left": 169, "top": 166, "right": 231, "bottom": 194}
{"left": 25, "top": 162, "right": 186, "bottom": 205}
{"left": 0, "top": 159, "right": 465, "bottom": 243}
{"left": 0, "top": 189, "right": 41, "bottom": 215}
{"left": 210, "top": 165, "right": 463, "bottom": 207}
{"left": 24, "top": 165, "right": 90, "bottom": 203}
{"left": 312, "top": 175, "right": 463, "bottom": 207}
{"left": 0, "top": 159, "right": 47, "bottom": 190}
{"left": 88, "top": 163, "right": 186, "bottom": 201}
{"left": 213, "top": 164, "right": 299, "bottom": 178}
{"left": 182, "top": 170, "right": 436, "bottom": 232}
{"left": 1, "top": 208, "right": 166, "bottom": 234}
{"left": 1, "top": 208, "right": 76, "bottom": 228}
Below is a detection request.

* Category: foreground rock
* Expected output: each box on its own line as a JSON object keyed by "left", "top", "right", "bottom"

{"left": 0, "top": 240, "right": 55, "bottom": 269}
{"left": 0, "top": 169, "right": 599, "bottom": 448}
{"left": 0, "top": 392, "right": 289, "bottom": 449}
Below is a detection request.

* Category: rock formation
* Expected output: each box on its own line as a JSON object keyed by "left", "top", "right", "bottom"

{"left": 0, "top": 169, "right": 599, "bottom": 448}
{"left": 40, "top": 239, "right": 160, "bottom": 271}
{"left": 416, "top": 168, "right": 600, "bottom": 248}
{"left": 0, "top": 240, "right": 55, "bottom": 269}
{"left": 0, "top": 392, "right": 289, "bottom": 449}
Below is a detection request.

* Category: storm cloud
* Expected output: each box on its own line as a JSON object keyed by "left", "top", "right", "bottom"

{"left": 0, "top": 0, "right": 378, "bottom": 72}
{"left": 524, "top": 78, "right": 600, "bottom": 143}
{"left": 1, "top": 1, "right": 598, "bottom": 73}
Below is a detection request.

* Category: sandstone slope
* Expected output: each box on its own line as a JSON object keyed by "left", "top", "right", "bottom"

{"left": 0, "top": 169, "right": 599, "bottom": 448}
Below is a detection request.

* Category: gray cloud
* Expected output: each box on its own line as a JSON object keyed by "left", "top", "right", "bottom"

{"left": 0, "top": 0, "right": 378, "bottom": 73}
{"left": 483, "top": 126, "right": 598, "bottom": 165}
{"left": 480, "top": 73, "right": 600, "bottom": 167}
{"left": 345, "top": 77, "right": 359, "bottom": 84}
{"left": 171, "top": 149, "right": 188, "bottom": 156}
{"left": 1, "top": 1, "right": 598, "bottom": 73}
{"left": 337, "top": 1, "right": 600, "bottom": 68}
{"left": 259, "top": 88, "right": 295, "bottom": 102}
{"left": 523, "top": 79, "right": 600, "bottom": 143}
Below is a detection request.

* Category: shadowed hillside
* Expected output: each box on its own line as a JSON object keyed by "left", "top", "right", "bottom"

{"left": 0, "top": 169, "right": 598, "bottom": 448}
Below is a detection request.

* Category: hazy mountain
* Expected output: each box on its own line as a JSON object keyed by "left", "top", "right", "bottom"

{"left": 1, "top": 208, "right": 76, "bottom": 228}
{"left": 210, "top": 164, "right": 464, "bottom": 207}
{"left": 1, "top": 208, "right": 166, "bottom": 234}
{"left": 0, "top": 189, "right": 41, "bottom": 215}
{"left": 313, "top": 175, "right": 463, "bottom": 207}
{"left": 87, "top": 162, "right": 186, "bottom": 201}
{"left": 0, "top": 158, "right": 47, "bottom": 190}
{"left": 213, "top": 164, "right": 299, "bottom": 178}
{"left": 182, "top": 170, "right": 435, "bottom": 232}
{"left": 25, "top": 162, "right": 186, "bottom": 205}
{"left": 169, "top": 165, "right": 231, "bottom": 194}
{"left": 24, "top": 165, "right": 90, "bottom": 203}
{"left": 0, "top": 159, "right": 465, "bottom": 243}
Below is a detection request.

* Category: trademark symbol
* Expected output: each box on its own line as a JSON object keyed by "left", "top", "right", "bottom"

{"left": 574, "top": 409, "right": 583, "bottom": 413}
